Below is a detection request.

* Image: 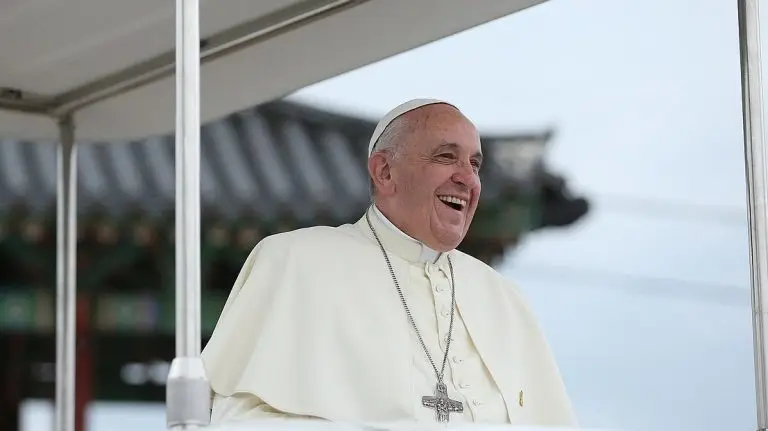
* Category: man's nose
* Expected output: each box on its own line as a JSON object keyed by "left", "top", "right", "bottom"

{"left": 451, "top": 164, "right": 479, "bottom": 188}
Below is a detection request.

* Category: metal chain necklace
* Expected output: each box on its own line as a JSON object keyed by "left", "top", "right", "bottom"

{"left": 365, "top": 209, "right": 464, "bottom": 422}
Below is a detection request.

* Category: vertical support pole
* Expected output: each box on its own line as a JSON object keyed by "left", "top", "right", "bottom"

{"left": 166, "top": 0, "right": 210, "bottom": 428}
{"left": 174, "top": 0, "right": 201, "bottom": 362}
{"left": 738, "top": 1, "right": 768, "bottom": 430}
{"left": 55, "top": 114, "right": 77, "bottom": 431}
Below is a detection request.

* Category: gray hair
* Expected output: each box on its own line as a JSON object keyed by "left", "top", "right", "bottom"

{"left": 368, "top": 115, "right": 412, "bottom": 195}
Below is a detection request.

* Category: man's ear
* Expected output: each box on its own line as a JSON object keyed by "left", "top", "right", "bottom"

{"left": 368, "top": 153, "right": 395, "bottom": 195}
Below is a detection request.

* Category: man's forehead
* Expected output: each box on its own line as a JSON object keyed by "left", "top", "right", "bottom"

{"left": 368, "top": 98, "right": 461, "bottom": 156}
{"left": 417, "top": 111, "right": 482, "bottom": 154}
{"left": 406, "top": 104, "right": 465, "bottom": 127}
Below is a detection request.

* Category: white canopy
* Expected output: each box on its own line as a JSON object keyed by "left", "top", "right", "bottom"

{"left": 0, "top": 0, "right": 543, "bottom": 141}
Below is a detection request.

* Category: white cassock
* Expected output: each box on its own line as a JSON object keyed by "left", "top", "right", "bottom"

{"left": 201, "top": 205, "right": 578, "bottom": 427}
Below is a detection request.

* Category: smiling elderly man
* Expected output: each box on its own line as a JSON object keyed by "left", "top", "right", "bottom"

{"left": 201, "top": 99, "right": 577, "bottom": 426}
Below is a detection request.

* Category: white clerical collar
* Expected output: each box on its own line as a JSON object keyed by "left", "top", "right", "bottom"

{"left": 371, "top": 204, "right": 441, "bottom": 264}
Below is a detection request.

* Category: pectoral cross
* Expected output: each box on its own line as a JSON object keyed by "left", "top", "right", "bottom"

{"left": 422, "top": 382, "right": 463, "bottom": 422}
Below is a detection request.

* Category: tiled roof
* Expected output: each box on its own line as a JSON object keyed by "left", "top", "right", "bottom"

{"left": 0, "top": 100, "right": 587, "bottom": 229}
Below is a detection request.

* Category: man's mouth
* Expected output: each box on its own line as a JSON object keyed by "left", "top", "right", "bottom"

{"left": 437, "top": 195, "right": 467, "bottom": 211}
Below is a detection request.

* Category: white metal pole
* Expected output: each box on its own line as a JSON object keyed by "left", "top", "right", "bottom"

{"left": 166, "top": 0, "right": 210, "bottom": 428}
{"left": 174, "top": 0, "right": 201, "bottom": 364}
{"left": 54, "top": 114, "right": 77, "bottom": 431}
{"left": 738, "top": 0, "right": 768, "bottom": 429}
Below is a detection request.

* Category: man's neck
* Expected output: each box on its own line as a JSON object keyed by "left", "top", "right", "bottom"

{"left": 372, "top": 203, "right": 416, "bottom": 240}
{"left": 371, "top": 203, "right": 441, "bottom": 264}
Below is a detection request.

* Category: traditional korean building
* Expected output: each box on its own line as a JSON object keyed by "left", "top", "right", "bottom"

{"left": 0, "top": 100, "right": 589, "bottom": 430}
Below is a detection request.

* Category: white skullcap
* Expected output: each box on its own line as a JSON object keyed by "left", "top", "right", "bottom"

{"left": 367, "top": 98, "right": 457, "bottom": 156}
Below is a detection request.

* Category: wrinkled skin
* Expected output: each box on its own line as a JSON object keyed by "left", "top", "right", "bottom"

{"left": 368, "top": 104, "right": 483, "bottom": 252}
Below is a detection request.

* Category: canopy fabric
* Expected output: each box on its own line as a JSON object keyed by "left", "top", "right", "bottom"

{"left": 0, "top": 0, "right": 544, "bottom": 142}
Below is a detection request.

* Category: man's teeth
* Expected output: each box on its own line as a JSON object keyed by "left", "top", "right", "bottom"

{"left": 438, "top": 195, "right": 467, "bottom": 208}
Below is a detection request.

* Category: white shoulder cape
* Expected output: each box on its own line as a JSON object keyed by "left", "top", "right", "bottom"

{"left": 201, "top": 216, "right": 577, "bottom": 426}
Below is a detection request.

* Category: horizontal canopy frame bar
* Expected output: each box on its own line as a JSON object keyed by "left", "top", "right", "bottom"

{"left": 0, "top": 0, "right": 366, "bottom": 118}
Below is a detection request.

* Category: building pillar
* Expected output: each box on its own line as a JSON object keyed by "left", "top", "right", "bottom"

{"left": 1, "top": 334, "right": 24, "bottom": 431}
{"left": 75, "top": 296, "right": 92, "bottom": 431}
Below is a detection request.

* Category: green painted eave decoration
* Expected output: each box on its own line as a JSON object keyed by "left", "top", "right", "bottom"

{"left": 0, "top": 288, "right": 54, "bottom": 332}
{"left": 0, "top": 288, "right": 227, "bottom": 335}
{"left": 94, "top": 292, "right": 227, "bottom": 335}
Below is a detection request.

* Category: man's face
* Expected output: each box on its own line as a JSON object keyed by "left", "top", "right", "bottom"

{"left": 374, "top": 105, "right": 483, "bottom": 251}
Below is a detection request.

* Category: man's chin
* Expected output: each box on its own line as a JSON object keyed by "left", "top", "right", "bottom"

{"left": 433, "top": 229, "right": 465, "bottom": 251}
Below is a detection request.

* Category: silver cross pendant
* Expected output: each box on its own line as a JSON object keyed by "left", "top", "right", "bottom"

{"left": 422, "top": 382, "right": 463, "bottom": 422}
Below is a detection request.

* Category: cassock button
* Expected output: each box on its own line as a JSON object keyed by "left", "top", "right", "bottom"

{"left": 441, "top": 309, "right": 450, "bottom": 317}
{"left": 426, "top": 263, "right": 438, "bottom": 274}
{"left": 472, "top": 399, "right": 483, "bottom": 407}
{"left": 459, "top": 382, "right": 471, "bottom": 389}
{"left": 452, "top": 355, "right": 463, "bottom": 364}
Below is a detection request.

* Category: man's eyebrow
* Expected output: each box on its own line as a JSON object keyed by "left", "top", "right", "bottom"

{"left": 433, "top": 142, "right": 483, "bottom": 163}
{"left": 433, "top": 142, "right": 460, "bottom": 152}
